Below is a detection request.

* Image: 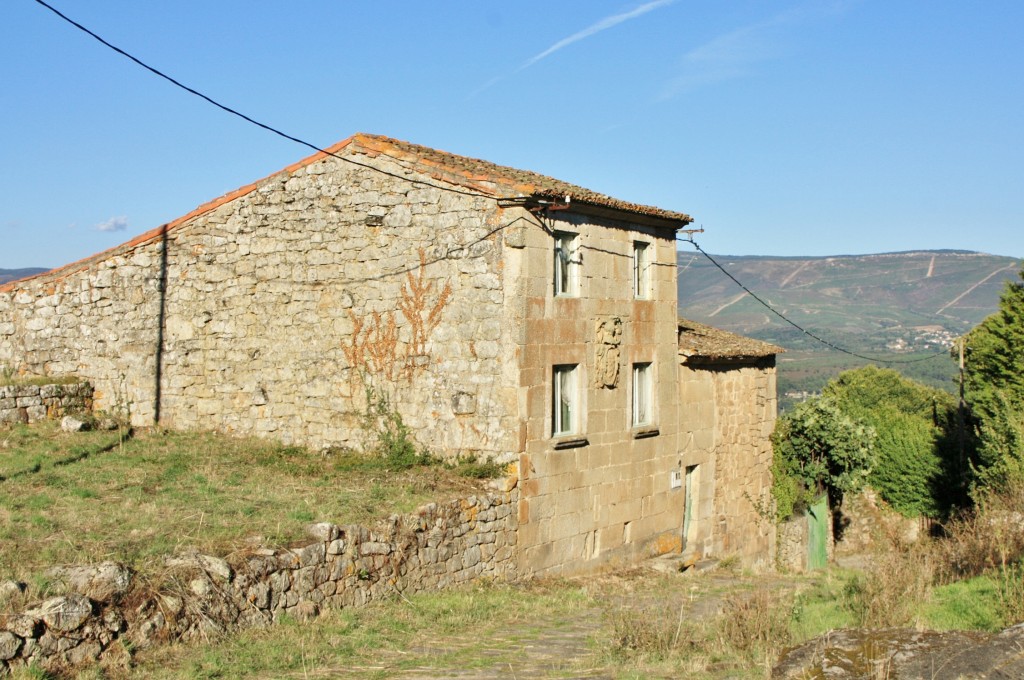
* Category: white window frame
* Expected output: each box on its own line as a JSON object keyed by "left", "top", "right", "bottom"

{"left": 553, "top": 231, "right": 579, "bottom": 297}
{"left": 633, "top": 241, "right": 651, "bottom": 299}
{"left": 632, "top": 362, "right": 653, "bottom": 427}
{"left": 552, "top": 364, "right": 579, "bottom": 436}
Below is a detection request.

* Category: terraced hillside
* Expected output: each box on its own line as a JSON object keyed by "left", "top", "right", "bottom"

{"left": 677, "top": 250, "right": 1021, "bottom": 406}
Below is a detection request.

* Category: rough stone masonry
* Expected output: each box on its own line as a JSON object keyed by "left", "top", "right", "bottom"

{"left": 0, "top": 479, "right": 518, "bottom": 674}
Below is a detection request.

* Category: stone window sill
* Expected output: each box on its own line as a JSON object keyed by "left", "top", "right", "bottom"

{"left": 552, "top": 436, "right": 589, "bottom": 450}
{"left": 632, "top": 426, "right": 660, "bottom": 440}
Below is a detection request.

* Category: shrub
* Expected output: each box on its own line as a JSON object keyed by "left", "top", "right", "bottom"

{"left": 771, "top": 396, "right": 875, "bottom": 520}
{"left": 824, "top": 365, "right": 963, "bottom": 517}
{"left": 361, "top": 388, "right": 431, "bottom": 469}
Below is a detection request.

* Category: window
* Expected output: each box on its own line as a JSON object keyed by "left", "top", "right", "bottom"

{"left": 633, "top": 241, "right": 651, "bottom": 299}
{"left": 553, "top": 232, "right": 579, "bottom": 296}
{"left": 552, "top": 364, "right": 578, "bottom": 436}
{"left": 632, "top": 362, "right": 653, "bottom": 427}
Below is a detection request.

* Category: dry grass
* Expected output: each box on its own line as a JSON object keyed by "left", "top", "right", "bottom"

{"left": 845, "top": 479, "right": 1024, "bottom": 630}
{"left": 0, "top": 421, "right": 488, "bottom": 602}
{"left": 607, "top": 585, "right": 794, "bottom": 677}
{"left": 933, "top": 483, "right": 1024, "bottom": 582}
{"left": 844, "top": 543, "right": 936, "bottom": 628}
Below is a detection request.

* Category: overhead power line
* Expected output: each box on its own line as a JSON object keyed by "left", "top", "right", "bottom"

{"left": 30, "top": 0, "right": 495, "bottom": 201}
{"left": 31, "top": 1, "right": 955, "bottom": 370}
{"left": 681, "top": 238, "right": 950, "bottom": 365}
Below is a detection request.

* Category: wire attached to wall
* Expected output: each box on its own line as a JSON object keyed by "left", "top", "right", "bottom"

{"left": 681, "top": 238, "right": 950, "bottom": 365}
{"left": 30, "top": 0, "right": 498, "bottom": 202}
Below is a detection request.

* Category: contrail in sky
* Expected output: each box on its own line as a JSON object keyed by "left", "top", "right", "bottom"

{"left": 516, "top": 0, "right": 676, "bottom": 72}
{"left": 468, "top": 0, "right": 675, "bottom": 98}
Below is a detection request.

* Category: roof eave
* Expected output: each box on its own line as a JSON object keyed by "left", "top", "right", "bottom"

{"left": 566, "top": 200, "right": 693, "bottom": 232}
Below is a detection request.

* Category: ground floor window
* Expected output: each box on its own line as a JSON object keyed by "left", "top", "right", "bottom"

{"left": 553, "top": 364, "right": 578, "bottom": 436}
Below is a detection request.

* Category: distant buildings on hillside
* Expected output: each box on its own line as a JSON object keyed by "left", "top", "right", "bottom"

{"left": 886, "top": 326, "right": 957, "bottom": 353}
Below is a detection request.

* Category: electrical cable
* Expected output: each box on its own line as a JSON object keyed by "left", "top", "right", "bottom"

{"left": 30, "top": 0, "right": 498, "bottom": 202}
{"left": 681, "top": 238, "right": 951, "bottom": 365}
{"left": 28, "top": 0, "right": 959, "bottom": 368}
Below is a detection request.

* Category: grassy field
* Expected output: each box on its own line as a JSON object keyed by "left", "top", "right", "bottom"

{"left": 0, "top": 421, "right": 489, "bottom": 597}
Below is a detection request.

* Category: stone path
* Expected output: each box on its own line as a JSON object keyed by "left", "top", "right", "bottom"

{"left": 276, "top": 557, "right": 811, "bottom": 680}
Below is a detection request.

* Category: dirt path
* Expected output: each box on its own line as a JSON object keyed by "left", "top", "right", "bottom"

{"left": 284, "top": 557, "right": 813, "bottom": 680}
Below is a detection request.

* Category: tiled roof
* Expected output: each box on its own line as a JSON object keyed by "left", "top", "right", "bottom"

{"left": 1, "top": 133, "right": 691, "bottom": 293}
{"left": 354, "top": 134, "right": 693, "bottom": 224}
{"left": 678, "top": 317, "right": 783, "bottom": 362}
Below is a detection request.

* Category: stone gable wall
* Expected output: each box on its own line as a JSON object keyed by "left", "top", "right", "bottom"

{"left": 0, "top": 152, "right": 520, "bottom": 460}
{"left": 0, "top": 481, "right": 519, "bottom": 674}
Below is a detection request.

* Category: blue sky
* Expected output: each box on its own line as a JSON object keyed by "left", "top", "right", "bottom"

{"left": 2, "top": 1, "right": 1022, "bottom": 269}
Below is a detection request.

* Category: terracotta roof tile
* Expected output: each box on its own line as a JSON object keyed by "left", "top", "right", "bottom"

{"left": 678, "top": 317, "right": 783, "bottom": 362}
{"left": 355, "top": 134, "right": 693, "bottom": 224}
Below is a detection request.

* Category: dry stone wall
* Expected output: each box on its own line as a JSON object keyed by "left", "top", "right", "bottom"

{"left": 0, "top": 382, "right": 92, "bottom": 426}
{"left": 0, "top": 481, "right": 518, "bottom": 674}
{"left": 0, "top": 150, "right": 520, "bottom": 460}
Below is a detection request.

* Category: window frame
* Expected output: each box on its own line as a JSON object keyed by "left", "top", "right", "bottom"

{"left": 553, "top": 231, "right": 579, "bottom": 297}
{"left": 633, "top": 241, "right": 651, "bottom": 299}
{"left": 632, "top": 361, "right": 654, "bottom": 428}
{"left": 552, "top": 364, "right": 579, "bottom": 437}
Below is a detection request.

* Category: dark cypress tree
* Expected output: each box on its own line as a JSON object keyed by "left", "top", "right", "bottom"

{"left": 962, "top": 268, "right": 1024, "bottom": 489}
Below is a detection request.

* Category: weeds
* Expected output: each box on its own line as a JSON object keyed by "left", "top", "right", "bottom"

{"left": 997, "top": 561, "right": 1024, "bottom": 624}
{"left": 844, "top": 543, "right": 934, "bottom": 628}
{"left": 608, "top": 586, "right": 794, "bottom": 677}
{"left": 933, "top": 482, "right": 1024, "bottom": 582}
{"left": 447, "top": 455, "right": 505, "bottom": 479}
{"left": 361, "top": 387, "right": 432, "bottom": 470}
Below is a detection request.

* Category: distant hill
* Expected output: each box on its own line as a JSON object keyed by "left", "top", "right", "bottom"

{"left": 0, "top": 268, "right": 47, "bottom": 285}
{"left": 677, "top": 250, "right": 1021, "bottom": 407}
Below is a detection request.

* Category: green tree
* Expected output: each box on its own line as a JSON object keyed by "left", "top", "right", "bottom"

{"left": 962, "top": 269, "right": 1024, "bottom": 491}
{"left": 824, "top": 365, "right": 963, "bottom": 517}
{"left": 771, "top": 396, "right": 875, "bottom": 521}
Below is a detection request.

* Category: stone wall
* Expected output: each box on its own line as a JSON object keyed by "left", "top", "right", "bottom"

{"left": 707, "top": 362, "right": 777, "bottom": 570}
{"left": 0, "top": 382, "right": 92, "bottom": 426}
{"left": 835, "top": 488, "right": 925, "bottom": 555}
{"left": 0, "top": 480, "right": 518, "bottom": 674}
{"left": 677, "top": 360, "right": 778, "bottom": 569}
{"left": 0, "top": 144, "right": 519, "bottom": 461}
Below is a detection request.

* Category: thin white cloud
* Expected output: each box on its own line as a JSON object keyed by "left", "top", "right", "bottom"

{"left": 659, "top": 3, "right": 849, "bottom": 100}
{"left": 517, "top": 0, "right": 676, "bottom": 73}
{"left": 95, "top": 216, "right": 129, "bottom": 233}
{"left": 468, "top": 0, "right": 676, "bottom": 99}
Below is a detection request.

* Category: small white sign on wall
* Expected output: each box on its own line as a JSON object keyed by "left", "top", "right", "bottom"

{"left": 670, "top": 469, "right": 683, "bottom": 490}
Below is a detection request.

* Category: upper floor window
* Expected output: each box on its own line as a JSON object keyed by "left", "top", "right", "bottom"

{"left": 553, "top": 364, "right": 579, "bottom": 436}
{"left": 632, "top": 362, "right": 653, "bottom": 427}
{"left": 633, "top": 241, "right": 651, "bottom": 299}
{"left": 553, "top": 231, "right": 579, "bottom": 297}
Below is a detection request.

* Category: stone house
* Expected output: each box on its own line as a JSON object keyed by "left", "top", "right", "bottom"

{"left": 0, "top": 133, "right": 779, "bottom": 575}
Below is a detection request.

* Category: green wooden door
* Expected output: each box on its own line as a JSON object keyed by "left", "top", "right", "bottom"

{"left": 806, "top": 496, "right": 828, "bottom": 571}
